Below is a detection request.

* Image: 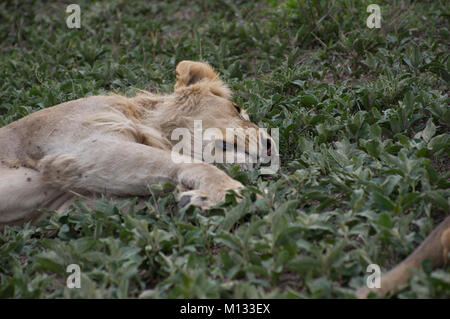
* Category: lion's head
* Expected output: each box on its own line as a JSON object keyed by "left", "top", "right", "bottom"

{"left": 149, "top": 61, "right": 277, "bottom": 170}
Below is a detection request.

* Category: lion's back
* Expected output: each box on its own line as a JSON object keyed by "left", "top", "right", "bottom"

{"left": 0, "top": 96, "right": 121, "bottom": 166}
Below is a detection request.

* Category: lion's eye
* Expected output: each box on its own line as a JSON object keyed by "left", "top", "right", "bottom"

{"left": 233, "top": 103, "right": 241, "bottom": 113}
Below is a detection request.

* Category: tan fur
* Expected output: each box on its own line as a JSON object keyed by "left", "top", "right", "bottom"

{"left": 0, "top": 61, "right": 274, "bottom": 229}
{"left": 356, "top": 216, "right": 450, "bottom": 298}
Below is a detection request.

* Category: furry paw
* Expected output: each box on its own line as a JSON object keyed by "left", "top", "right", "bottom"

{"left": 177, "top": 189, "right": 217, "bottom": 210}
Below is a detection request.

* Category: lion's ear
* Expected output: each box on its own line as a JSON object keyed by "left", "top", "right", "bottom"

{"left": 174, "top": 61, "right": 218, "bottom": 89}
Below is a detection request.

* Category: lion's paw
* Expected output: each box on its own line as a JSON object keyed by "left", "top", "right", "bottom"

{"left": 177, "top": 189, "right": 217, "bottom": 210}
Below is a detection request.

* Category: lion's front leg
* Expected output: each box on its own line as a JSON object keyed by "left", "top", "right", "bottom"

{"left": 175, "top": 162, "right": 243, "bottom": 209}
{"left": 38, "top": 139, "right": 242, "bottom": 209}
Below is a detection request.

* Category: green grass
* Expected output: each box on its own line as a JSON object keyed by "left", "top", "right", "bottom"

{"left": 0, "top": 0, "right": 449, "bottom": 298}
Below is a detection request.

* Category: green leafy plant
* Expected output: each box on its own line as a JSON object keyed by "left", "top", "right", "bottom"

{"left": 0, "top": 0, "right": 448, "bottom": 299}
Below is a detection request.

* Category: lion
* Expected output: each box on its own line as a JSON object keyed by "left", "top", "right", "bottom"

{"left": 0, "top": 60, "right": 275, "bottom": 229}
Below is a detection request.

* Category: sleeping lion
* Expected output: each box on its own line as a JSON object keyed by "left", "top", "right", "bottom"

{"left": 0, "top": 60, "right": 448, "bottom": 298}
{"left": 0, "top": 61, "right": 275, "bottom": 228}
